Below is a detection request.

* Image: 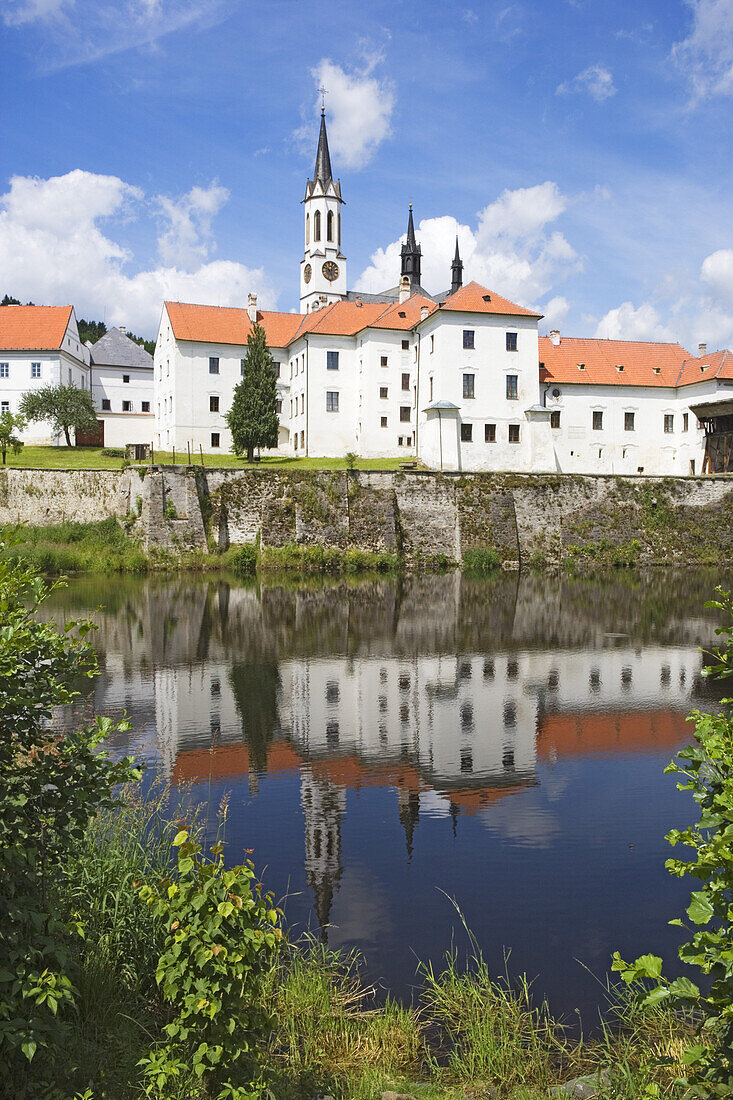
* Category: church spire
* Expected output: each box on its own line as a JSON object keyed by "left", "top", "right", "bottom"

{"left": 451, "top": 235, "right": 463, "bottom": 295}
{"left": 313, "top": 108, "right": 333, "bottom": 187}
{"left": 400, "top": 204, "right": 422, "bottom": 288}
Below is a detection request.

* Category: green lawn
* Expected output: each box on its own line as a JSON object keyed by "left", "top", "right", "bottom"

{"left": 2, "top": 446, "right": 418, "bottom": 472}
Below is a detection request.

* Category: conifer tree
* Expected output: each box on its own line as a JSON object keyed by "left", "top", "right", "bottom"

{"left": 225, "top": 322, "right": 279, "bottom": 462}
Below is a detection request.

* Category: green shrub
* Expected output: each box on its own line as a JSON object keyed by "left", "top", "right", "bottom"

{"left": 462, "top": 547, "right": 502, "bottom": 574}
{"left": 229, "top": 543, "right": 258, "bottom": 576}
{"left": 100, "top": 447, "right": 125, "bottom": 458}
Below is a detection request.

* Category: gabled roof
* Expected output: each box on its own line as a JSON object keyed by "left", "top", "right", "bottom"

{"left": 0, "top": 304, "right": 73, "bottom": 350}
{"left": 677, "top": 349, "right": 733, "bottom": 387}
{"left": 90, "top": 325, "right": 153, "bottom": 369}
{"left": 165, "top": 302, "right": 302, "bottom": 348}
{"left": 293, "top": 299, "right": 387, "bottom": 337}
{"left": 369, "top": 294, "right": 437, "bottom": 329}
{"left": 440, "top": 280, "right": 542, "bottom": 319}
{"left": 539, "top": 336, "right": 691, "bottom": 387}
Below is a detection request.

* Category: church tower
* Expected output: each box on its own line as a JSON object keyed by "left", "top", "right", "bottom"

{"left": 450, "top": 236, "right": 463, "bottom": 295}
{"left": 300, "top": 108, "right": 347, "bottom": 312}
{"left": 400, "top": 204, "right": 422, "bottom": 289}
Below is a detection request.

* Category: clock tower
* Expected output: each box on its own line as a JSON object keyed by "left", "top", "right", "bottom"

{"left": 300, "top": 107, "right": 347, "bottom": 311}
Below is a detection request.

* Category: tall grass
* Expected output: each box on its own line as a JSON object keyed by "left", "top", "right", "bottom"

{"left": 0, "top": 517, "right": 149, "bottom": 574}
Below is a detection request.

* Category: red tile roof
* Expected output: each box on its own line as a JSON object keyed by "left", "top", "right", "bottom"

{"left": 165, "top": 302, "right": 302, "bottom": 348}
{"left": 440, "top": 280, "right": 542, "bottom": 318}
{"left": 0, "top": 304, "right": 73, "bottom": 350}
{"left": 539, "top": 336, "right": 690, "bottom": 387}
{"left": 369, "top": 293, "right": 437, "bottom": 329}
{"left": 677, "top": 349, "right": 733, "bottom": 387}
{"left": 294, "top": 299, "right": 387, "bottom": 337}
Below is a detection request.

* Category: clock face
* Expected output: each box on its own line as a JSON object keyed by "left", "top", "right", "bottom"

{"left": 322, "top": 261, "right": 339, "bottom": 282}
{"left": 303, "top": 263, "right": 312, "bottom": 284}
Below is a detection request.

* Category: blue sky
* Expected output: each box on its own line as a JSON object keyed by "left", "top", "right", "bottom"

{"left": 2, "top": 0, "right": 733, "bottom": 344}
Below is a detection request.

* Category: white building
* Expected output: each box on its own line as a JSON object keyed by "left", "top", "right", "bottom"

{"left": 89, "top": 324, "right": 155, "bottom": 448}
{"left": 151, "top": 108, "right": 733, "bottom": 474}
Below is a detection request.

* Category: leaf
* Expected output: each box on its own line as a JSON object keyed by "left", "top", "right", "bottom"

{"left": 21, "top": 1039, "right": 37, "bottom": 1062}
{"left": 173, "top": 830, "right": 188, "bottom": 846}
{"left": 687, "top": 891, "right": 714, "bottom": 926}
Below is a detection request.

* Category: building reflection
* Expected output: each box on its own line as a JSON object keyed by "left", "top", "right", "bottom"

{"left": 53, "top": 571, "right": 726, "bottom": 937}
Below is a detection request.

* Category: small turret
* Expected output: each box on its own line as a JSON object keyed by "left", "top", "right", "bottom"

{"left": 400, "top": 204, "right": 422, "bottom": 288}
{"left": 451, "top": 236, "right": 463, "bottom": 295}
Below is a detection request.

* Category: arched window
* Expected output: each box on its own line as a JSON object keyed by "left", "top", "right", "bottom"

{"left": 305, "top": 214, "right": 310, "bottom": 245}
{"left": 327, "top": 210, "right": 334, "bottom": 241}
{"left": 314, "top": 210, "right": 321, "bottom": 241}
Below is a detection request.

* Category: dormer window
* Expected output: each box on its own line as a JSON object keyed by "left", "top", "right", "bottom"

{"left": 482, "top": 294, "right": 491, "bottom": 302}
{"left": 701, "top": 364, "right": 709, "bottom": 372}
{"left": 577, "top": 363, "right": 585, "bottom": 371}
{"left": 616, "top": 364, "right": 624, "bottom": 373}
{"left": 653, "top": 367, "right": 661, "bottom": 375}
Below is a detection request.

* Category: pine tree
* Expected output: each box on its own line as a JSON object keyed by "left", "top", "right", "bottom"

{"left": 225, "top": 322, "right": 279, "bottom": 462}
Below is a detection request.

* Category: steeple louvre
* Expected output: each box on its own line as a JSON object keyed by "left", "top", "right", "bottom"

{"left": 451, "top": 235, "right": 463, "bottom": 295}
{"left": 400, "top": 204, "right": 422, "bottom": 288}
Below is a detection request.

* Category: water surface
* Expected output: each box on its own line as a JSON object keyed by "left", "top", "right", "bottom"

{"left": 48, "top": 569, "right": 731, "bottom": 1027}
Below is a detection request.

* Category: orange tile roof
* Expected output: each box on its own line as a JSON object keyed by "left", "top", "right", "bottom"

{"left": 677, "top": 349, "right": 733, "bottom": 387}
{"left": 369, "top": 293, "right": 438, "bottom": 329}
{"left": 0, "top": 304, "right": 73, "bottom": 350}
{"left": 293, "top": 299, "right": 388, "bottom": 337}
{"left": 440, "top": 280, "right": 542, "bottom": 318}
{"left": 539, "top": 336, "right": 691, "bottom": 387}
{"left": 165, "top": 302, "right": 302, "bottom": 348}
{"left": 536, "top": 710, "right": 689, "bottom": 758}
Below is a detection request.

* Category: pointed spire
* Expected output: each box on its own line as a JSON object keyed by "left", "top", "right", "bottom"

{"left": 451, "top": 235, "right": 463, "bottom": 295}
{"left": 400, "top": 203, "right": 422, "bottom": 288}
{"left": 313, "top": 108, "right": 333, "bottom": 187}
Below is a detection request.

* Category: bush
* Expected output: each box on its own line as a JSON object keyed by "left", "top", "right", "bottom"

{"left": 229, "top": 543, "right": 258, "bottom": 576}
{"left": 100, "top": 447, "right": 126, "bottom": 458}
{"left": 462, "top": 546, "right": 502, "bottom": 574}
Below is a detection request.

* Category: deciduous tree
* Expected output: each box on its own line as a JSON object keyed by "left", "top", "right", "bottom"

{"left": 0, "top": 410, "right": 24, "bottom": 464}
{"left": 19, "top": 384, "right": 99, "bottom": 447}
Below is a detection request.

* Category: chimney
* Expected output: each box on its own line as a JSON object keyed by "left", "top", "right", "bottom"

{"left": 420, "top": 306, "right": 429, "bottom": 321}
{"left": 550, "top": 330, "right": 560, "bottom": 346}
{"left": 399, "top": 274, "right": 410, "bottom": 304}
{"left": 118, "top": 325, "right": 127, "bottom": 334}
{"left": 247, "top": 293, "right": 257, "bottom": 323}
{"left": 355, "top": 297, "right": 363, "bottom": 308}
{"left": 698, "top": 342, "right": 707, "bottom": 358}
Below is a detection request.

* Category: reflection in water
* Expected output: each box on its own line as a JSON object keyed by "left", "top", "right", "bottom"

{"left": 47, "top": 569, "right": 731, "bottom": 1023}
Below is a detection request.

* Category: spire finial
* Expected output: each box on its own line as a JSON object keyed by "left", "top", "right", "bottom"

{"left": 319, "top": 84, "right": 328, "bottom": 112}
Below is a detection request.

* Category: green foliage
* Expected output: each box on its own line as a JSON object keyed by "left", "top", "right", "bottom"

{"left": 613, "top": 587, "right": 733, "bottom": 1097}
{"left": 0, "top": 409, "right": 25, "bottom": 463}
{"left": 260, "top": 543, "right": 398, "bottom": 575}
{"left": 566, "top": 537, "right": 642, "bottom": 569}
{"left": 0, "top": 553, "right": 140, "bottom": 1096}
{"left": 0, "top": 517, "right": 149, "bottom": 574}
{"left": 77, "top": 317, "right": 107, "bottom": 344}
{"left": 229, "top": 543, "right": 258, "bottom": 576}
{"left": 138, "top": 827, "right": 283, "bottom": 1099}
{"left": 226, "top": 324, "right": 279, "bottom": 462}
{"left": 164, "top": 500, "right": 178, "bottom": 520}
{"left": 101, "top": 447, "right": 126, "bottom": 458}
{"left": 19, "top": 384, "right": 99, "bottom": 447}
{"left": 462, "top": 546, "right": 502, "bottom": 574}
{"left": 1, "top": 293, "right": 22, "bottom": 306}
{"left": 345, "top": 451, "right": 357, "bottom": 473}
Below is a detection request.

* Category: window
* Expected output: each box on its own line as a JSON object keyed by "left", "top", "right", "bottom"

{"left": 624, "top": 411, "right": 635, "bottom": 431}
{"left": 401, "top": 372, "right": 410, "bottom": 391}
{"left": 142, "top": 401, "right": 150, "bottom": 413}
{"left": 293, "top": 434, "right": 298, "bottom": 451}
{"left": 123, "top": 374, "right": 130, "bottom": 383}
{"left": 380, "top": 355, "right": 388, "bottom": 367}
{"left": 305, "top": 213, "right": 309, "bottom": 245}
{"left": 209, "top": 395, "right": 220, "bottom": 412}
{"left": 241, "top": 359, "right": 246, "bottom": 377}
{"left": 401, "top": 339, "right": 409, "bottom": 350}
{"left": 545, "top": 409, "right": 559, "bottom": 430}
{"left": 430, "top": 334, "right": 434, "bottom": 353}
{"left": 122, "top": 400, "right": 132, "bottom": 412}
{"left": 273, "top": 399, "right": 281, "bottom": 415}
{"left": 211, "top": 432, "right": 220, "bottom": 448}
{"left": 380, "top": 415, "right": 387, "bottom": 427}
{"left": 664, "top": 414, "right": 674, "bottom": 433}
{"left": 460, "top": 423, "right": 473, "bottom": 442}
{"left": 398, "top": 436, "right": 404, "bottom": 446}
{"left": 400, "top": 406, "right": 411, "bottom": 422}
{"left": 31, "top": 363, "right": 41, "bottom": 379}
{"left": 463, "top": 330, "right": 474, "bottom": 349}
{"left": 326, "top": 351, "right": 339, "bottom": 371}
{"left": 506, "top": 331, "right": 517, "bottom": 352}
{"left": 506, "top": 374, "right": 518, "bottom": 400}
{"left": 683, "top": 412, "right": 689, "bottom": 432}
{"left": 68, "top": 368, "right": 72, "bottom": 384}
{"left": 592, "top": 410, "right": 603, "bottom": 430}
{"left": 1, "top": 401, "right": 8, "bottom": 413}
{"left": 508, "top": 424, "right": 520, "bottom": 443}
{"left": 209, "top": 357, "right": 219, "bottom": 374}
{"left": 101, "top": 399, "right": 111, "bottom": 411}
{"left": 326, "top": 391, "right": 339, "bottom": 412}
{"left": 272, "top": 362, "right": 281, "bottom": 378}
{"left": 429, "top": 377, "right": 434, "bottom": 400}
{"left": 0, "top": 363, "right": 7, "bottom": 378}
{"left": 314, "top": 210, "right": 321, "bottom": 240}
{"left": 380, "top": 386, "right": 388, "bottom": 399}
{"left": 485, "top": 423, "right": 496, "bottom": 442}
{"left": 406, "top": 435, "right": 412, "bottom": 445}
{"left": 300, "top": 430, "right": 304, "bottom": 448}
{"left": 300, "top": 394, "right": 305, "bottom": 415}
{"left": 327, "top": 210, "right": 334, "bottom": 241}
{"left": 463, "top": 373, "right": 475, "bottom": 399}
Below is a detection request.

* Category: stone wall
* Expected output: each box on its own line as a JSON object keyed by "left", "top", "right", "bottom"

{"left": 2, "top": 465, "right": 733, "bottom": 568}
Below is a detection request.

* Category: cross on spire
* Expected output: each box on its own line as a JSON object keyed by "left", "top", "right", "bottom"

{"left": 319, "top": 84, "right": 328, "bottom": 112}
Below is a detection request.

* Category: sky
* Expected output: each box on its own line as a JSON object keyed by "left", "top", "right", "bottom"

{"left": 1, "top": 0, "right": 733, "bottom": 345}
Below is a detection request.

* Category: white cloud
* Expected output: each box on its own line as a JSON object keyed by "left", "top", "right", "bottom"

{"left": 542, "top": 295, "right": 571, "bottom": 330}
{"left": 593, "top": 301, "right": 676, "bottom": 341}
{"left": 556, "top": 64, "right": 617, "bottom": 102}
{"left": 156, "top": 182, "right": 229, "bottom": 267}
{"left": 3, "top": 0, "right": 231, "bottom": 71}
{"left": 296, "top": 50, "right": 395, "bottom": 170}
{"left": 0, "top": 170, "right": 274, "bottom": 336}
{"left": 672, "top": 0, "right": 733, "bottom": 101}
{"left": 462, "top": 8, "right": 478, "bottom": 23}
{"left": 357, "top": 182, "right": 580, "bottom": 307}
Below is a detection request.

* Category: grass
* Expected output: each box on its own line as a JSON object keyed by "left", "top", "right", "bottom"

{"left": 0, "top": 517, "right": 150, "bottom": 574}
{"left": 259, "top": 543, "right": 399, "bottom": 575}
{"left": 47, "top": 787, "right": 695, "bottom": 1100}
{"left": 2, "top": 445, "right": 416, "bottom": 472}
